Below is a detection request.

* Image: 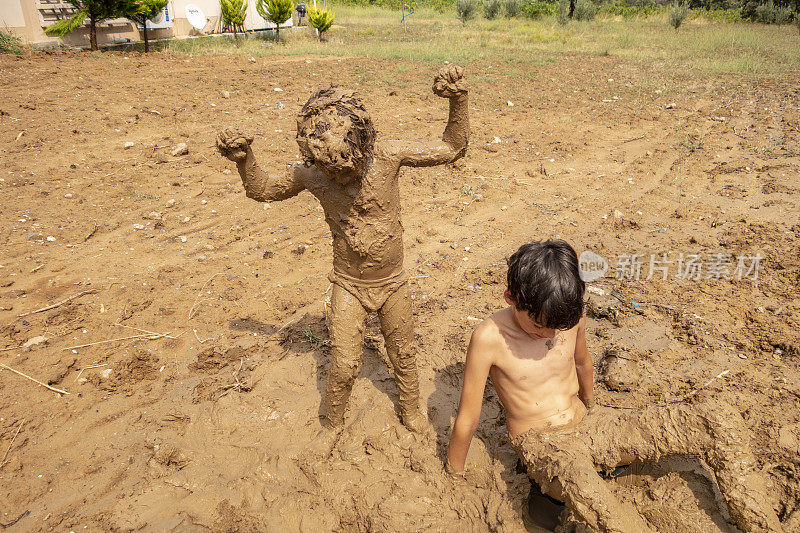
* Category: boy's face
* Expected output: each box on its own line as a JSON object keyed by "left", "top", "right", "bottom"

{"left": 504, "top": 290, "right": 557, "bottom": 339}
{"left": 296, "top": 108, "right": 369, "bottom": 185}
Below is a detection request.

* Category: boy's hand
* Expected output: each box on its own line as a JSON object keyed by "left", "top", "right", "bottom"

{"left": 444, "top": 458, "right": 466, "bottom": 480}
{"left": 581, "top": 396, "right": 595, "bottom": 412}
{"left": 433, "top": 65, "right": 468, "bottom": 99}
{"left": 217, "top": 128, "right": 254, "bottom": 162}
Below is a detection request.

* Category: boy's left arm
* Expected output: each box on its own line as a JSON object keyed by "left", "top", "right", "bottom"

{"left": 384, "top": 65, "right": 469, "bottom": 168}
{"left": 574, "top": 314, "right": 595, "bottom": 410}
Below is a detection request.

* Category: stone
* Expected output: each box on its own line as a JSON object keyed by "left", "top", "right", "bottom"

{"left": 171, "top": 143, "right": 189, "bottom": 157}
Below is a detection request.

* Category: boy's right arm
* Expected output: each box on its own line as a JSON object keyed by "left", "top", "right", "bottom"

{"left": 446, "top": 324, "right": 495, "bottom": 473}
{"left": 217, "top": 128, "right": 308, "bottom": 201}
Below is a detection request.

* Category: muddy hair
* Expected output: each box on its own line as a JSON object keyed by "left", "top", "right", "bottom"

{"left": 296, "top": 87, "right": 376, "bottom": 167}
{"left": 506, "top": 239, "right": 585, "bottom": 330}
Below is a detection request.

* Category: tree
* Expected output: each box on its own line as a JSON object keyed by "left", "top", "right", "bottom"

{"left": 307, "top": 6, "right": 334, "bottom": 41}
{"left": 126, "top": 0, "right": 168, "bottom": 52}
{"left": 256, "top": 0, "right": 293, "bottom": 42}
{"left": 44, "top": 0, "right": 139, "bottom": 51}
{"left": 220, "top": 0, "right": 248, "bottom": 46}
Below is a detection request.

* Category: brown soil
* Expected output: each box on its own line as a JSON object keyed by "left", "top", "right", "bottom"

{"left": 1, "top": 51, "right": 799, "bottom": 531}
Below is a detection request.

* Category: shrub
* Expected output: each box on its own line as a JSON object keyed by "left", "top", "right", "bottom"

{"left": 669, "top": 1, "right": 689, "bottom": 28}
{"left": 483, "top": 0, "right": 503, "bottom": 18}
{"left": 455, "top": 0, "right": 478, "bottom": 22}
{"left": 522, "top": 0, "right": 558, "bottom": 19}
{"left": 557, "top": 0, "right": 570, "bottom": 24}
{"left": 256, "top": 0, "right": 293, "bottom": 41}
{"left": 753, "top": 0, "right": 775, "bottom": 23}
{"left": 504, "top": 0, "right": 523, "bottom": 17}
{"left": 308, "top": 6, "right": 334, "bottom": 40}
{"left": 573, "top": 0, "right": 597, "bottom": 20}
{"left": 0, "top": 27, "right": 23, "bottom": 54}
{"left": 797, "top": 15, "right": 800, "bottom": 33}
{"left": 774, "top": 5, "right": 792, "bottom": 24}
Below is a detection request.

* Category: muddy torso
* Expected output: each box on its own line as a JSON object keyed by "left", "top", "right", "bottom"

{"left": 302, "top": 144, "right": 404, "bottom": 279}
{"left": 487, "top": 308, "right": 582, "bottom": 438}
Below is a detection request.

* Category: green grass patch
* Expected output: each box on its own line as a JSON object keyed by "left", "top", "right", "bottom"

{"left": 166, "top": 4, "right": 800, "bottom": 79}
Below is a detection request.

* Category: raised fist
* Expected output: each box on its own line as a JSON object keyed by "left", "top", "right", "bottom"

{"left": 216, "top": 128, "right": 254, "bottom": 162}
{"left": 432, "top": 65, "right": 468, "bottom": 99}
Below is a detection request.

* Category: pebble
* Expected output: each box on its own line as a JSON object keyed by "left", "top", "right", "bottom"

{"left": 145, "top": 211, "right": 162, "bottom": 220}
{"left": 165, "top": 199, "right": 176, "bottom": 208}
{"left": 64, "top": 193, "right": 73, "bottom": 199}
{"left": 46, "top": 236, "right": 56, "bottom": 242}
{"left": 171, "top": 143, "right": 189, "bottom": 157}
{"left": 738, "top": 353, "right": 748, "bottom": 359}
{"left": 23, "top": 336, "right": 48, "bottom": 349}
{"left": 248, "top": 57, "right": 256, "bottom": 62}
{"left": 275, "top": 102, "right": 285, "bottom": 110}
{"left": 222, "top": 169, "right": 232, "bottom": 175}
{"left": 665, "top": 102, "right": 676, "bottom": 109}
{"left": 100, "top": 368, "right": 113, "bottom": 380}
{"left": 179, "top": 236, "right": 187, "bottom": 243}
{"left": 274, "top": 87, "right": 283, "bottom": 92}
{"left": 182, "top": 216, "right": 191, "bottom": 223}
{"left": 507, "top": 100, "right": 514, "bottom": 107}
{"left": 124, "top": 141, "right": 134, "bottom": 149}
{"left": 222, "top": 90, "right": 230, "bottom": 98}
{"left": 132, "top": 223, "right": 145, "bottom": 230}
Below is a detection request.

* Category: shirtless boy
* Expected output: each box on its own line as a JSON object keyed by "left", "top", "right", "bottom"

{"left": 217, "top": 65, "right": 469, "bottom": 433}
{"left": 447, "top": 240, "right": 783, "bottom": 532}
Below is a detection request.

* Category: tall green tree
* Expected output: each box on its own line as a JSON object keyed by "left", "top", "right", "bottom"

{"left": 44, "top": 0, "right": 138, "bottom": 51}
{"left": 126, "top": 0, "right": 168, "bottom": 52}
{"left": 220, "top": 0, "right": 248, "bottom": 46}
{"left": 256, "top": 0, "right": 293, "bottom": 42}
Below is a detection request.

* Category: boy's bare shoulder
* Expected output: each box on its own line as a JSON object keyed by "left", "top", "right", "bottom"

{"left": 470, "top": 312, "right": 508, "bottom": 351}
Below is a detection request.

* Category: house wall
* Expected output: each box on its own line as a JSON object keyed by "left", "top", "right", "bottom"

{"left": 0, "top": 0, "right": 292, "bottom": 48}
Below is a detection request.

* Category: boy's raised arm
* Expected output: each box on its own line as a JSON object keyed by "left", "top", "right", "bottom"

{"left": 574, "top": 314, "right": 594, "bottom": 410}
{"left": 217, "top": 128, "right": 309, "bottom": 202}
{"left": 446, "top": 325, "right": 494, "bottom": 473}
{"left": 385, "top": 65, "right": 469, "bottom": 168}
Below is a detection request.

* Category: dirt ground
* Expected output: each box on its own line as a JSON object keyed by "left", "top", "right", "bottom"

{"left": 1, "top": 50, "right": 799, "bottom": 532}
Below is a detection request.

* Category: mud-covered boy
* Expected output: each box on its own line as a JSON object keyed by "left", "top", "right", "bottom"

{"left": 217, "top": 65, "right": 469, "bottom": 433}
{"left": 446, "top": 240, "right": 783, "bottom": 532}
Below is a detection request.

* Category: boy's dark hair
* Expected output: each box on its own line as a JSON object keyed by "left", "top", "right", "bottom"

{"left": 506, "top": 240, "right": 585, "bottom": 330}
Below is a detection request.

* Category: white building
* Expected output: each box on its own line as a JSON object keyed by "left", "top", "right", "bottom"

{"left": 0, "top": 0, "right": 293, "bottom": 48}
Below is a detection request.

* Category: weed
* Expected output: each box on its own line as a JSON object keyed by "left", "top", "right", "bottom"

{"left": 0, "top": 27, "right": 23, "bottom": 54}
{"left": 304, "top": 327, "right": 321, "bottom": 346}
{"left": 680, "top": 136, "right": 704, "bottom": 152}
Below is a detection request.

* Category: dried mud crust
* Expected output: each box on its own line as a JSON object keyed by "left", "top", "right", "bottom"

{"left": 0, "top": 52, "right": 798, "bottom": 531}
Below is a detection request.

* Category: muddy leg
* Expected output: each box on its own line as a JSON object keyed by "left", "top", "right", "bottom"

{"left": 324, "top": 284, "right": 369, "bottom": 427}
{"left": 514, "top": 433, "right": 655, "bottom": 533}
{"left": 579, "top": 404, "right": 783, "bottom": 533}
{"left": 377, "top": 283, "right": 427, "bottom": 433}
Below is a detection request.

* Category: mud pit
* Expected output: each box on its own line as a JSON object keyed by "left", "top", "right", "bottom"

{"left": 1, "top": 52, "right": 799, "bottom": 531}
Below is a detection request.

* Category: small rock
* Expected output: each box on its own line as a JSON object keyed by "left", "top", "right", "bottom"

{"left": 23, "top": 335, "right": 49, "bottom": 349}
{"left": 124, "top": 141, "right": 135, "bottom": 149}
{"left": 100, "top": 368, "right": 113, "bottom": 381}
{"left": 179, "top": 235, "right": 187, "bottom": 243}
{"left": 165, "top": 199, "right": 176, "bottom": 208}
{"left": 274, "top": 87, "right": 283, "bottom": 92}
{"left": 275, "top": 102, "right": 285, "bottom": 110}
{"left": 46, "top": 236, "right": 56, "bottom": 242}
{"left": 182, "top": 216, "right": 191, "bottom": 223}
{"left": 145, "top": 211, "right": 162, "bottom": 220}
{"left": 77, "top": 377, "right": 88, "bottom": 385}
{"left": 665, "top": 102, "right": 676, "bottom": 109}
{"left": 221, "top": 90, "right": 230, "bottom": 99}
{"left": 492, "top": 136, "right": 501, "bottom": 144}
{"left": 738, "top": 353, "right": 748, "bottom": 359}
{"left": 507, "top": 100, "right": 514, "bottom": 107}
{"left": 248, "top": 57, "right": 256, "bottom": 62}
{"left": 222, "top": 169, "right": 232, "bottom": 175}
{"left": 26, "top": 232, "right": 38, "bottom": 240}
{"left": 64, "top": 193, "right": 73, "bottom": 199}
{"left": 132, "top": 223, "right": 145, "bottom": 230}
{"left": 171, "top": 143, "right": 189, "bottom": 157}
